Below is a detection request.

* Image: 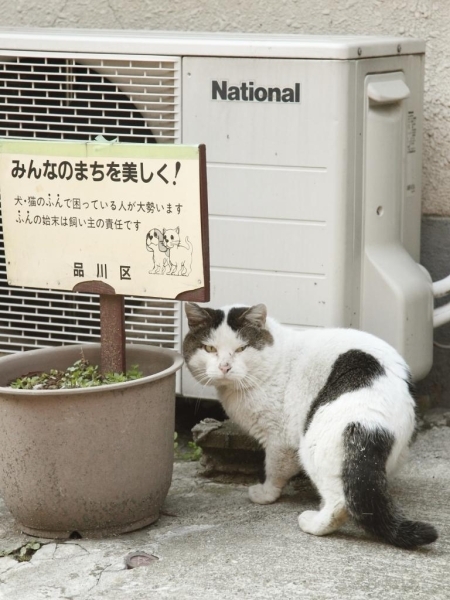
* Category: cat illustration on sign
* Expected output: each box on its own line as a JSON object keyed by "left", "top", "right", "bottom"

{"left": 163, "top": 227, "right": 193, "bottom": 276}
{"left": 145, "top": 226, "right": 193, "bottom": 277}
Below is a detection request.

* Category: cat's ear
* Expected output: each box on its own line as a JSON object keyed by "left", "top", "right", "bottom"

{"left": 185, "top": 302, "right": 212, "bottom": 330}
{"left": 241, "top": 304, "right": 267, "bottom": 328}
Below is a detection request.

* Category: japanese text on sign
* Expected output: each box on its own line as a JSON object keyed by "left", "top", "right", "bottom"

{"left": 11, "top": 158, "right": 182, "bottom": 185}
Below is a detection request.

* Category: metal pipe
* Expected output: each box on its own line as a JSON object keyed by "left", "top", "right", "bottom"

{"left": 432, "top": 274, "right": 450, "bottom": 299}
{"left": 434, "top": 303, "right": 450, "bottom": 328}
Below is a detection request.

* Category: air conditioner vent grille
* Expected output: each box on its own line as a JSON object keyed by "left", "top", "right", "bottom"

{"left": 0, "top": 56, "right": 180, "bottom": 143}
{"left": 0, "top": 52, "right": 181, "bottom": 354}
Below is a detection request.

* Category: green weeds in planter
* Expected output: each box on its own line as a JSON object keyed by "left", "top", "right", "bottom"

{"left": 9, "top": 358, "right": 143, "bottom": 390}
{"left": 185, "top": 441, "right": 202, "bottom": 461}
{"left": 174, "top": 432, "right": 202, "bottom": 461}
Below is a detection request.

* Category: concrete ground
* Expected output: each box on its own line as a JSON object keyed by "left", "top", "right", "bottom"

{"left": 0, "top": 421, "right": 449, "bottom": 600}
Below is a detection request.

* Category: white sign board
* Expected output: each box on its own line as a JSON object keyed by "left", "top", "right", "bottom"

{"left": 0, "top": 139, "right": 209, "bottom": 300}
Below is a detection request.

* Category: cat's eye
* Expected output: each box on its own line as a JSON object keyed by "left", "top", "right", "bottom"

{"left": 235, "top": 345, "right": 247, "bottom": 353}
{"left": 203, "top": 344, "right": 216, "bottom": 353}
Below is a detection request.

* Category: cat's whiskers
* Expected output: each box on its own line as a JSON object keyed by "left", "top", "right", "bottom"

{"left": 233, "top": 376, "right": 264, "bottom": 406}
{"left": 190, "top": 371, "right": 213, "bottom": 393}
{"left": 198, "top": 374, "right": 213, "bottom": 388}
{"left": 242, "top": 373, "right": 265, "bottom": 394}
{"left": 234, "top": 378, "right": 247, "bottom": 404}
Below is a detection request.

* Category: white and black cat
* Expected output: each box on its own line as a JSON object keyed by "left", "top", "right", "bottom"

{"left": 183, "top": 302, "right": 438, "bottom": 549}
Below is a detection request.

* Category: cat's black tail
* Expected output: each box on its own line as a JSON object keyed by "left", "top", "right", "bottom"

{"left": 342, "top": 423, "right": 438, "bottom": 549}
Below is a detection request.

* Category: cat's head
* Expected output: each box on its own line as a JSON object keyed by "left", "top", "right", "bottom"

{"left": 183, "top": 303, "right": 274, "bottom": 388}
{"left": 163, "top": 227, "right": 180, "bottom": 248}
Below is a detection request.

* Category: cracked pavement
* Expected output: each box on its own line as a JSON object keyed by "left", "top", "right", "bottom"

{"left": 0, "top": 426, "right": 449, "bottom": 600}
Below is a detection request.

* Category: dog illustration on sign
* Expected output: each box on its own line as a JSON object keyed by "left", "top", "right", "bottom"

{"left": 146, "top": 228, "right": 169, "bottom": 274}
{"left": 146, "top": 227, "right": 193, "bottom": 276}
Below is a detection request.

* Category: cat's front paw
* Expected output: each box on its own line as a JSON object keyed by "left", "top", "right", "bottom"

{"left": 248, "top": 483, "right": 281, "bottom": 505}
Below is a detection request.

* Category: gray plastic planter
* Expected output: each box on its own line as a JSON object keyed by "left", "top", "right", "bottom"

{"left": 0, "top": 343, "right": 183, "bottom": 539}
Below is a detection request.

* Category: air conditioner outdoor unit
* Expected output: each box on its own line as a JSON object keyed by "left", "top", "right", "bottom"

{"left": 0, "top": 29, "right": 446, "bottom": 400}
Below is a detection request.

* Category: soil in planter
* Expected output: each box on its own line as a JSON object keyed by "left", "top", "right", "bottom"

{"left": 8, "top": 357, "right": 143, "bottom": 390}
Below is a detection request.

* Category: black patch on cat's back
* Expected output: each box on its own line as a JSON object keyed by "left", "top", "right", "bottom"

{"left": 303, "top": 350, "right": 385, "bottom": 433}
{"left": 227, "top": 307, "right": 274, "bottom": 349}
{"left": 182, "top": 308, "right": 225, "bottom": 361}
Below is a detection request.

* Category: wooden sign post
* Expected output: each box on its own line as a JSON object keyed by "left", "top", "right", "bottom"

{"left": 72, "top": 281, "right": 127, "bottom": 376}
{"left": 0, "top": 140, "right": 209, "bottom": 374}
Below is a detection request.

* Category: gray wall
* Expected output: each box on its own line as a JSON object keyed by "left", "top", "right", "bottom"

{"left": 1, "top": 0, "right": 450, "bottom": 405}
{"left": 2, "top": 0, "right": 450, "bottom": 217}
{"left": 419, "top": 217, "right": 450, "bottom": 407}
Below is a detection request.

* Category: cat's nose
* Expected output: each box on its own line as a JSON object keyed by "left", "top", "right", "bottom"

{"left": 219, "top": 363, "right": 231, "bottom": 374}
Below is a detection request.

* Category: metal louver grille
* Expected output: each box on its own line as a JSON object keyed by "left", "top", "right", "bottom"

{"left": 0, "top": 52, "right": 182, "bottom": 353}
{"left": 0, "top": 54, "right": 180, "bottom": 142}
